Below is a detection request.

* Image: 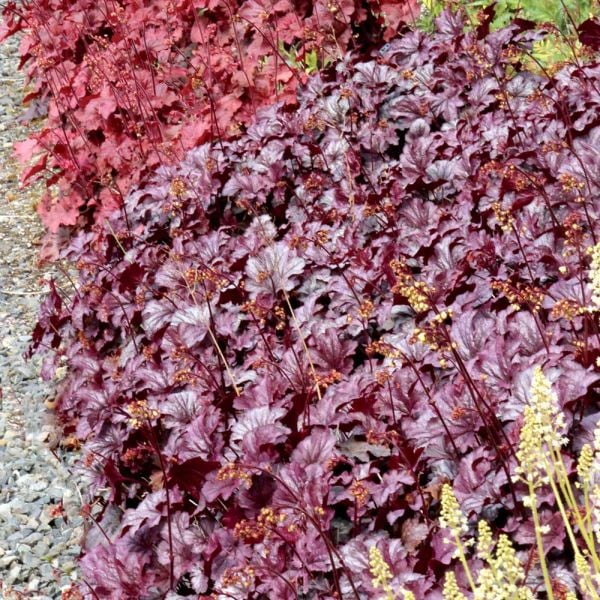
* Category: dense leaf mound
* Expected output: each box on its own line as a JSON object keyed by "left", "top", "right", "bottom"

{"left": 29, "top": 11, "right": 600, "bottom": 600}
{"left": 1, "top": 0, "right": 418, "bottom": 256}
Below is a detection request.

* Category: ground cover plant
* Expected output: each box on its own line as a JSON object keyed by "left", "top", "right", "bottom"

{"left": 5, "top": 0, "right": 600, "bottom": 598}
{"left": 18, "top": 5, "right": 600, "bottom": 597}
{"left": 0, "top": 0, "right": 419, "bottom": 260}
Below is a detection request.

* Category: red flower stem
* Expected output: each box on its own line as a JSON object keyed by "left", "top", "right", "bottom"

{"left": 148, "top": 425, "right": 175, "bottom": 591}
{"left": 240, "top": 464, "right": 361, "bottom": 599}
{"left": 400, "top": 353, "right": 461, "bottom": 458}
{"left": 83, "top": 579, "right": 102, "bottom": 600}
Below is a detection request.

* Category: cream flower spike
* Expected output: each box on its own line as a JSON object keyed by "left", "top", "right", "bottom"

{"left": 368, "top": 546, "right": 394, "bottom": 600}
{"left": 515, "top": 366, "right": 568, "bottom": 487}
{"left": 590, "top": 242, "right": 600, "bottom": 308}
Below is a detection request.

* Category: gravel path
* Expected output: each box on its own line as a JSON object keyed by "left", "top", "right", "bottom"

{"left": 0, "top": 35, "right": 83, "bottom": 599}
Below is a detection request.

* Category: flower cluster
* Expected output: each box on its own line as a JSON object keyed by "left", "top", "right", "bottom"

{"left": 440, "top": 484, "right": 469, "bottom": 537}
{"left": 589, "top": 242, "right": 600, "bottom": 309}
{"left": 369, "top": 546, "right": 394, "bottom": 600}
{"left": 514, "top": 367, "right": 568, "bottom": 488}
{"left": 440, "top": 486, "right": 541, "bottom": 599}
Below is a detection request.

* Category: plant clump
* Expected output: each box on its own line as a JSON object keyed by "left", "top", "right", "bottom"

{"left": 5, "top": 0, "right": 600, "bottom": 597}
{"left": 0, "top": 0, "right": 420, "bottom": 259}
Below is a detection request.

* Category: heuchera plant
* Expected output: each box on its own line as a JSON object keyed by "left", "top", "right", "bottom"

{"left": 0, "top": 0, "right": 419, "bottom": 259}
{"left": 26, "top": 8, "right": 600, "bottom": 597}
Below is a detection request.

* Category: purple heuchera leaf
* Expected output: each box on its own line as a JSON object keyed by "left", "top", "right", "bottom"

{"left": 245, "top": 241, "right": 306, "bottom": 296}
{"left": 291, "top": 428, "right": 337, "bottom": 468}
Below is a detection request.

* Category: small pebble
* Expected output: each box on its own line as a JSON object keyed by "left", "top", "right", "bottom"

{"left": 0, "top": 554, "right": 17, "bottom": 568}
{"left": 6, "top": 563, "right": 21, "bottom": 584}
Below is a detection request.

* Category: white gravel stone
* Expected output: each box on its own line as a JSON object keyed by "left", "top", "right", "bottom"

{"left": 0, "top": 31, "right": 83, "bottom": 598}
{"left": 6, "top": 563, "right": 21, "bottom": 584}
{"left": 0, "top": 555, "right": 17, "bottom": 568}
